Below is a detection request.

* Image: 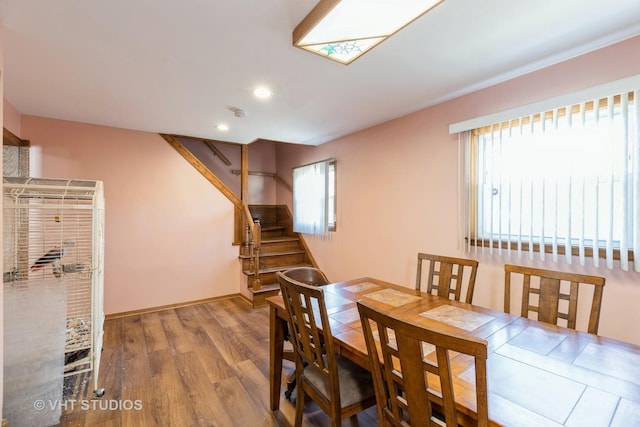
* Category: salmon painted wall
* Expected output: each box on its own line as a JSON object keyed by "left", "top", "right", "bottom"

{"left": 247, "top": 140, "right": 277, "bottom": 204}
{"left": 276, "top": 35, "right": 640, "bottom": 345}
{"left": 3, "top": 98, "right": 19, "bottom": 135}
{"left": 19, "top": 116, "right": 242, "bottom": 314}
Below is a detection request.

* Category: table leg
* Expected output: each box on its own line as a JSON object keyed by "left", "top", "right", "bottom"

{"left": 270, "top": 304, "right": 285, "bottom": 411}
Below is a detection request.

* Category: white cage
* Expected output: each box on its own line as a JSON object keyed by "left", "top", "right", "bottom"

{"left": 3, "top": 177, "right": 105, "bottom": 396}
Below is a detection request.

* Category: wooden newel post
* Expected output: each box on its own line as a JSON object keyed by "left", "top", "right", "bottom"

{"left": 253, "top": 219, "right": 261, "bottom": 290}
{"left": 245, "top": 223, "right": 252, "bottom": 257}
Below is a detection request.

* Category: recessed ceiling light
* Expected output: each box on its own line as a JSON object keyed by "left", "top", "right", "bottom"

{"left": 216, "top": 123, "right": 229, "bottom": 131}
{"left": 253, "top": 86, "right": 272, "bottom": 99}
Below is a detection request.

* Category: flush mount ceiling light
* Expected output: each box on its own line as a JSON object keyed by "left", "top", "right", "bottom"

{"left": 293, "top": 0, "right": 445, "bottom": 65}
{"left": 216, "top": 123, "right": 229, "bottom": 131}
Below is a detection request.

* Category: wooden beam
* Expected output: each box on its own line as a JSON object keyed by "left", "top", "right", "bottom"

{"left": 170, "top": 133, "right": 240, "bottom": 147}
{"left": 233, "top": 204, "right": 243, "bottom": 246}
{"left": 3, "top": 127, "right": 29, "bottom": 147}
{"left": 241, "top": 145, "right": 249, "bottom": 203}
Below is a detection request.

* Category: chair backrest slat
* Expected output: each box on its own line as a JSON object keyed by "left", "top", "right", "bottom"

{"left": 416, "top": 253, "right": 479, "bottom": 304}
{"left": 504, "top": 264, "right": 605, "bottom": 335}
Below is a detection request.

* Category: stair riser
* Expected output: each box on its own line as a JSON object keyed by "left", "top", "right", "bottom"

{"left": 258, "top": 253, "right": 308, "bottom": 269}
{"left": 260, "top": 240, "right": 303, "bottom": 253}
{"left": 241, "top": 253, "right": 308, "bottom": 271}
{"left": 241, "top": 258, "right": 310, "bottom": 272}
{"left": 251, "top": 271, "right": 279, "bottom": 287}
{"left": 261, "top": 229, "right": 287, "bottom": 239}
{"left": 249, "top": 205, "right": 293, "bottom": 234}
{"left": 248, "top": 272, "right": 280, "bottom": 308}
{"left": 251, "top": 288, "right": 281, "bottom": 307}
{"left": 249, "top": 206, "right": 278, "bottom": 227}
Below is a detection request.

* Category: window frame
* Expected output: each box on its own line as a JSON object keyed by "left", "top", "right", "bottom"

{"left": 460, "top": 91, "right": 638, "bottom": 268}
{"left": 292, "top": 158, "right": 337, "bottom": 235}
{"left": 327, "top": 159, "right": 337, "bottom": 231}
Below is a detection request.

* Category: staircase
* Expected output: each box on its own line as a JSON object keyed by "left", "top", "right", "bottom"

{"left": 240, "top": 205, "right": 317, "bottom": 307}
{"left": 160, "top": 136, "right": 318, "bottom": 307}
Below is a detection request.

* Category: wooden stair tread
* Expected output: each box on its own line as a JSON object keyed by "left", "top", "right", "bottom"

{"left": 238, "top": 250, "right": 305, "bottom": 260}
{"left": 261, "top": 236, "right": 299, "bottom": 243}
{"left": 250, "top": 283, "right": 280, "bottom": 294}
{"left": 260, "top": 225, "right": 286, "bottom": 231}
{"left": 243, "top": 263, "right": 313, "bottom": 276}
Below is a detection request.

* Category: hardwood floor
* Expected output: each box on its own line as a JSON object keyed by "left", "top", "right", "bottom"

{"left": 57, "top": 297, "right": 379, "bottom": 426}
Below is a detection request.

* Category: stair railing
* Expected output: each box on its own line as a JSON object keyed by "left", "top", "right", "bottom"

{"left": 242, "top": 203, "right": 261, "bottom": 290}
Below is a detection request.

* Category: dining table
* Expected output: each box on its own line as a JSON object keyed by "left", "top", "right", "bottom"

{"left": 266, "top": 277, "right": 640, "bottom": 426}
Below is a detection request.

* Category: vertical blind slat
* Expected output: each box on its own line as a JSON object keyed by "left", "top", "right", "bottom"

{"left": 457, "top": 133, "right": 463, "bottom": 250}
{"left": 621, "top": 93, "right": 630, "bottom": 270}
{"left": 488, "top": 128, "right": 495, "bottom": 255}
{"left": 564, "top": 106, "right": 573, "bottom": 264}
{"left": 551, "top": 108, "right": 559, "bottom": 262}
{"left": 539, "top": 112, "right": 546, "bottom": 261}
{"left": 592, "top": 100, "right": 600, "bottom": 268}
{"left": 606, "top": 96, "right": 615, "bottom": 269}
{"left": 467, "top": 132, "right": 473, "bottom": 253}
{"left": 578, "top": 102, "right": 587, "bottom": 266}
{"left": 528, "top": 116, "right": 535, "bottom": 260}
{"left": 498, "top": 124, "right": 504, "bottom": 256}
{"left": 517, "top": 120, "right": 524, "bottom": 257}
{"left": 471, "top": 139, "right": 475, "bottom": 253}
{"left": 634, "top": 90, "right": 640, "bottom": 272}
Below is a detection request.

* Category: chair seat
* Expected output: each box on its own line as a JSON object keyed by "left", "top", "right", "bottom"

{"left": 302, "top": 354, "right": 375, "bottom": 408}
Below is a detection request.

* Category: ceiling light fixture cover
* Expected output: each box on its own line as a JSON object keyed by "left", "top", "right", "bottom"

{"left": 293, "top": 0, "right": 445, "bottom": 64}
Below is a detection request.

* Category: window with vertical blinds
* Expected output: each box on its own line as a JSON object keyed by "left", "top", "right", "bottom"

{"left": 292, "top": 158, "right": 336, "bottom": 235}
{"left": 457, "top": 88, "right": 639, "bottom": 272}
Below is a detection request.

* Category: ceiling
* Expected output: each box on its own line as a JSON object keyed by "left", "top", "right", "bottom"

{"left": 1, "top": 0, "right": 640, "bottom": 146}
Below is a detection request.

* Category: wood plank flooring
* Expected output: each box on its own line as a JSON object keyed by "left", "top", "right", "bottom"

{"left": 57, "top": 297, "right": 379, "bottom": 426}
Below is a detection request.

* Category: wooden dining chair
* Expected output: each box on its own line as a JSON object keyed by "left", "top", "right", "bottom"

{"left": 277, "top": 272, "right": 376, "bottom": 427}
{"left": 504, "top": 264, "right": 606, "bottom": 334}
{"left": 415, "top": 253, "right": 479, "bottom": 304}
{"left": 357, "top": 299, "right": 489, "bottom": 427}
{"left": 280, "top": 267, "right": 331, "bottom": 400}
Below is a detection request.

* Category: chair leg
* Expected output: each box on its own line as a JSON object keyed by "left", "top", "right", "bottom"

{"left": 285, "top": 372, "right": 296, "bottom": 400}
{"left": 294, "top": 384, "right": 305, "bottom": 427}
{"left": 330, "top": 414, "right": 359, "bottom": 427}
{"left": 286, "top": 360, "right": 308, "bottom": 400}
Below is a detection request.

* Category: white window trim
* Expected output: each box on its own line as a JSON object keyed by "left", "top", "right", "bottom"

{"left": 449, "top": 73, "right": 640, "bottom": 134}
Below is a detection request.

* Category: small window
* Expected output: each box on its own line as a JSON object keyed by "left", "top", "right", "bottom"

{"left": 293, "top": 158, "right": 336, "bottom": 235}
